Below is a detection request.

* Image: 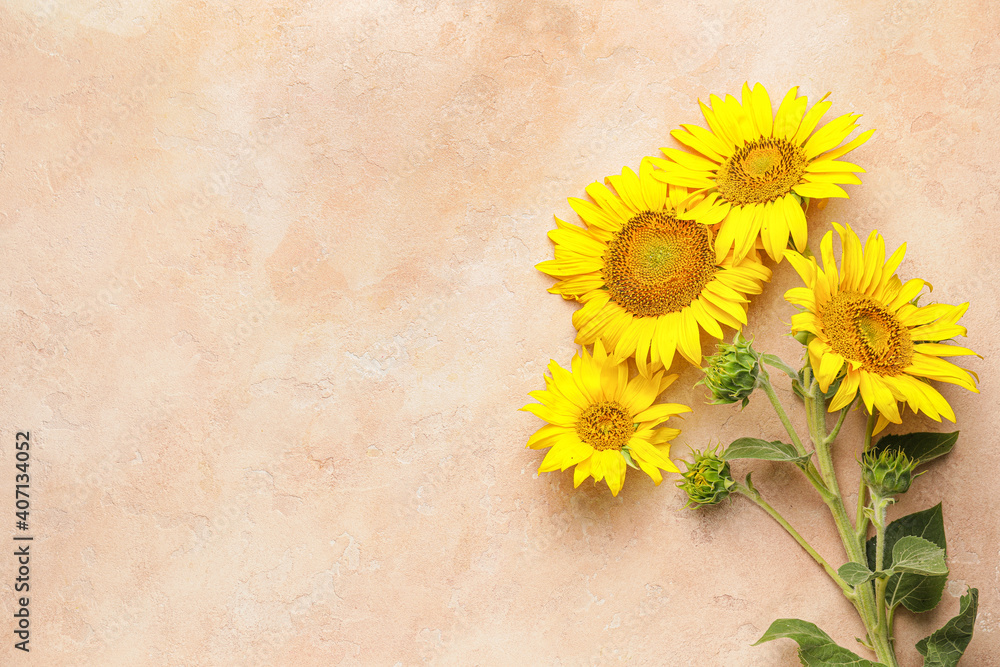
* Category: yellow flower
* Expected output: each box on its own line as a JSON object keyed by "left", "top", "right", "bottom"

{"left": 785, "top": 223, "right": 979, "bottom": 432}
{"left": 652, "top": 83, "right": 873, "bottom": 263}
{"left": 536, "top": 159, "right": 771, "bottom": 375}
{"left": 521, "top": 341, "right": 690, "bottom": 496}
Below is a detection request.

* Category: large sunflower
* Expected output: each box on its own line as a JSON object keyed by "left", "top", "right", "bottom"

{"left": 785, "top": 223, "right": 978, "bottom": 432}
{"left": 651, "top": 83, "right": 873, "bottom": 263}
{"left": 536, "top": 159, "right": 772, "bottom": 375}
{"left": 522, "top": 341, "right": 690, "bottom": 496}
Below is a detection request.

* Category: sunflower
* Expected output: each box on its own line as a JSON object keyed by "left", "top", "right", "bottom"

{"left": 785, "top": 223, "right": 978, "bottom": 432}
{"left": 536, "top": 159, "right": 772, "bottom": 375}
{"left": 651, "top": 83, "right": 873, "bottom": 263}
{"left": 522, "top": 341, "right": 690, "bottom": 496}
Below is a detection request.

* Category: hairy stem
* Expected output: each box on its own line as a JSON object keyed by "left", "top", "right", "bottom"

{"left": 758, "top": 370, "right": 831, "bottom": 498}
{"left": 735, "top": 483, "right": 853, "bottom": 597}
{"left": 806, "top": 378, "right": 897, "bottom": 666}
{"left": 759, "top": 372, "right": 808, "bottom": 456}
{"left": 856, "top": 410, "right": 878, "bottom": 543}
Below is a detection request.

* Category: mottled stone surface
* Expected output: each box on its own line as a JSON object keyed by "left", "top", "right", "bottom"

{"left": 1, "top": 1, "right": 998, "bottom": 665}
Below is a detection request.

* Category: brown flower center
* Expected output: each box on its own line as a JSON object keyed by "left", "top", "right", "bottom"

{"left": 576, "top": 401, "right": 633, "bottom": 451}
{"left": 602, "top": 211, "right": 717, "bottom": 317}
{"left": 716, "top": 137, "right": 808, "bottom": 205}
{"left": 821, "top": 291, "right": 914, "bottom": 375}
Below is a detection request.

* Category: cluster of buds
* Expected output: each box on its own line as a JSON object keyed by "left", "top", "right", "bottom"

{"left": 677, "top": 448, "right": 735, "bottom": 509}
{"left": 700, "top": 333, "right": 761, "bottom": 408}
{"left": 861, "top": 448, "right": 922, "bottom": 497}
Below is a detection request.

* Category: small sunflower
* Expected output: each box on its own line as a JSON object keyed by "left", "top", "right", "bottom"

{"left": 536, "top": 159, "right": 772, "bottom": 375}
{"left": 521, "top": 341, "right": 690, "bottom": 496}
{"left": 785, "top": 223, "right": 978, "bottom": 432}
{"left": 651, "top": 83, "right": 873, "bottom": 263}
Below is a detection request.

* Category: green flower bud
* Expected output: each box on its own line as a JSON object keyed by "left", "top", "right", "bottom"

{"left": 793, "top": 330, "right": 814, "bottom": 346}
{"left": 862, "top": 448, "right": 921, "bottom": 497}
{"left": 677, "top": 448, "right": 735, "bottom": 509}
{"left": 699, "top": 333, "right": 760, "bottom": 408}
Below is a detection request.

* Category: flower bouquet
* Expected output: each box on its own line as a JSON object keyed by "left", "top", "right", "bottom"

{"left": 523, "top": 84, "right": 979, "bottom": 666}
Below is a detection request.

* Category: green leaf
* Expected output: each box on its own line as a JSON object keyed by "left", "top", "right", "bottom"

{"left": 723, "top": 438, "right": 811, "bottom": 464}
{"left": 889, "top": 536, "right": 948, "bottom": 576}
{"left": 916, "top": 588, "right": 979, "bottom": 666}
{"left": 872, "top": 432, "right": 958, "bottom": 466}
{"left": 760, "top": 353, "right": 798, "bottom": 380}
{"left": 839, "top": 562, "right": 880, "bottom": 586}
{"left": 866, "top": 504, "right": 947, "bottom": 613}
{"left": 755, "top": 618, "right": 886, "bottom": 666}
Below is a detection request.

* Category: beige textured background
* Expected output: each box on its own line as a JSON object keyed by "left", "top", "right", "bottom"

{"left": 1, "top": 1, "right": 998, "bottom": 665}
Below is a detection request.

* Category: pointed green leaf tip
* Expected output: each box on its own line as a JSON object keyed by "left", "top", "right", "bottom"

{"left": 723, "top": 437, "right": 811, "bottom": 464}
{"left": 916, "top": 588, "right": 978, "bottom": 666}
{"left": 838, "top": 562, "right": 879, "bottom": 587}
{"left": 754, "top": 618, "right": 886, "bottom": 666}
{"left": 871, "top": 431, "right": 959, "bottom": 466}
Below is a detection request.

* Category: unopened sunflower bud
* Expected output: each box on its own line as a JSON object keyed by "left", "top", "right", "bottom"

{"left": 700, "top": 333, "right": 760, "bottom": 408}
{"left": 862, "top": 448, "right": 921, "bottom": 497}
{"left": 678, "top": 448, "right": 735, "bottom": 509}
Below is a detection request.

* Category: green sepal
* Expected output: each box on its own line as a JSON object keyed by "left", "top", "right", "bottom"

{"left": 916, "top": 588, "right": 978, "bottom": 666}
{"left": 866, "top": 504, "right": 947, "bottom": 613}
{"left": 677, "top": 448, "right": 735, "bottom": 508}
{"left": 871, "top": 432, "right": 959, "bottom": 467}
{"left": 889, "top": 536, "right": 948, "bottom": 577}
{"left": 791, "top": 367, "right": 842, "bottom": 400}
{"left": 754, "top": 618, "right": 886, "bottom": 666}
{"left": 620, "top": 446, "right": 640, "bottom": 470}
{"left": 723, "top": 438, "right": 812, "bottom": 466}
{"left": 838, "top": 562, "right": 882, "bottom": 587}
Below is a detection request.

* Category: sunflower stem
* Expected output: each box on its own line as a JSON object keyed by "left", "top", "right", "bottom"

{"left": 823, "top": 396, "right": 856, "bottom": 446}
{"left": 759, "top": 371, "right": 808, "bottom": 457}
{"left": 734, "top": 482, "right": 853, "bottom": 597}
{"left": 856, "top": 410, "right": 878, "bottom": 543}
{"left": 806, "top": 378, "right": 896, "bottom": 666}
{"left": 871, "top": 494, "right": 899, "bottom": 667}
{"left": 759, "top": 371, "right": 830, "bottom": 497}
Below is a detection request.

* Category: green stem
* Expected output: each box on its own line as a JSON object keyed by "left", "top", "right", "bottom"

{"left": 806, "top": 378, "right": 897, "bottom": 667}
{"left": 871, "top": 495, "right": 898, "bottom": 667}
{"left": 759, "top": 371, "right": 831, "bottom": 499}
{"left": 759, "top": 372, "right": 808, "bottom": 456}
{"left": 824, "top": 396, "right": 856, "bottom": 445}
{"left": 735, "top": 483, "right": 853, "bottom": 597}
{"left": 806, "top": 382, "right": 855, "bottom": 537}
{"left": 856, "top": 410, "right": 878, "bottom": 542}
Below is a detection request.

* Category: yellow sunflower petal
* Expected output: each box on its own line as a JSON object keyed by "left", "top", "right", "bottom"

{"left": 573, "top": 455, "right": 593, "bottom": 487}
{"left": 673, "top": 124, "right": 728, "bottom": 161}
{"left": 829, "top": 369, "right": 861, "bottom": 411}
{"left": 773, "top": 86, "right": 807, "bottom": 139}
{"left": 792, "top": 96, "right": 832, "bottom": 144}
{"left": 816, "top": 128, "right": 875, "bottom": 162}
{"left": 603, "top": 450, "right": 627, "bottom": 496}
{"left": 747, "top": 82, "right": 773, "bottom": 138}
{"left": 783, "top": 194, "right": 808, "bottom": 251}
{"left": 792, "top": 181, "right": 850, "bottom": 199}
{"left": 783, "top": 224, "right": 977, "bottom": 427}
